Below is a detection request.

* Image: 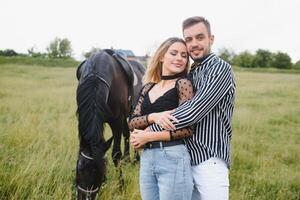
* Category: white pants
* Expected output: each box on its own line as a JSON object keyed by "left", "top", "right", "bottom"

{"left": 191, "top": 157, "right": 229, "bottom": 200}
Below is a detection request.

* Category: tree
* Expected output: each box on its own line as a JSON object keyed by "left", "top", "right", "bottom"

{"left": 47, "top": 37, "right": 72, "bottom": 58}
{"left": 59, "top": 38, "right": 72, "bottom": 58}
{"left": 0, "top": 49, "right": 18, "bottom": 56}
{"left": 27, "top": 47, "right": 45, "bottom": 57}
{"left": 83, "top": 47, "right": 102, "bottom": 59}
{"left": 232, "top": 51, "right": 255, "bottom": 68}
{"left": 253, "top": 49, "right": 273, "bottom": 68}
{"left": 47, "top": 37, "right": 59, "bottom": 58}
{"left": 271, "top": 52, "right": 292, "bottom": 69}
{"left": 294, "top": 59, "right": 300, "bottom": 69}
{"left": 218, "top": 48, "right": 235, "bottom": 64}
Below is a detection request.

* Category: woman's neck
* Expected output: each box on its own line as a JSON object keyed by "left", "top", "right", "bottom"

{"left": 161, "top": 71, "right": 185, "bottom": 80}
{"left": 159, "top": 79, "right": 176, "bottom": 88}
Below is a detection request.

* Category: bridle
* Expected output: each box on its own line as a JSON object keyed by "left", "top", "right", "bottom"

{"left": 80, "top": 152, "right": 94, "bottom": 160}
{"left": 76, "top": 152, "right": 100, "bottom": 200}
{"left": 77, "top": 185, "right": 99, "bottom": 200}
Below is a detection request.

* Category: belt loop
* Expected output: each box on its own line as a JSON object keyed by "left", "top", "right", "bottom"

{"left": 159, "top": 141, "right": 163, "bottom": 148}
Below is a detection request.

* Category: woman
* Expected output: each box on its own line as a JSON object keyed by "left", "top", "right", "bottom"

{"left": 128, "top": 37, "right": 194, "bottom": 200}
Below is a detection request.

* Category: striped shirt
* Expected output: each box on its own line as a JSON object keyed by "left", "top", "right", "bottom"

{"left": 150, "top": 53, "right": 236, "bottom": 167}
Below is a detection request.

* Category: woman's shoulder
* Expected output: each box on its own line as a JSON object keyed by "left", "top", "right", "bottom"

{"left": 175, "top": 77, "right": 194, "bottom": 101}
{"left": 140, "top": 82, "right": 156, "bottom": 95}
{"left": 175, "top": 76, "right": 194, "bottom": 94}
{"left": 175, "top": 77, "right": 193, "bottom": 87}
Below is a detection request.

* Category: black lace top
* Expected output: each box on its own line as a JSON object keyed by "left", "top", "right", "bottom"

{"left": 142, "top": 85, "right": 178, "bottom": 115}
{"left": 128, "top": 78, "right": 194, "bottom": 140}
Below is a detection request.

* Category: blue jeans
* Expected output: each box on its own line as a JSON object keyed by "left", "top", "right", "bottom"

{"left": 139, "top": 144, "right": 193, "bottom": 200}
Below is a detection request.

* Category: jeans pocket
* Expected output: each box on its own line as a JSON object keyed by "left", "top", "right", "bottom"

{"left": 163, "top": 145, "right": 185, "bottom": 161}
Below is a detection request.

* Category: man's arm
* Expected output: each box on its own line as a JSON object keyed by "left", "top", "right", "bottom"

{"left": 150, "top": 63, "right": 234, "bottom": 131}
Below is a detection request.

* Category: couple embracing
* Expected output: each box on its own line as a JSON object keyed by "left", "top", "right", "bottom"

{"left": 129, "top": 16, "right": 236, "bottom": 200}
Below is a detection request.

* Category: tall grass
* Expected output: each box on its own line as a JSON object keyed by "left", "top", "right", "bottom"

{"left": 0, "top": 64, "right": 299, "bottom": 199}
{"left": 0, "top": 56, "right": 79, "bottom": 68}
{"left": 230, "top": 72, "right": 300, "bottom": 199}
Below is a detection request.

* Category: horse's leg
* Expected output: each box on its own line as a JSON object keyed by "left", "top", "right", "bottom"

{"left": 133, "top": 149, "right": 140, "bottom": 163}
{"left": 123, "top": 116, "right": 140, "bottom": 163}
{"left": 110, "top": 119, "right": 123, "bottom": 167}
{"left": 110, "top": 119, "right": 125, "bottom": 188}
{"left": 122, "top": 116, "right": 130, "bottom": 161}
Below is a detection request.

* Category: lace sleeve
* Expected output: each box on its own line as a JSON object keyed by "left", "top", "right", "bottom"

{"left": 176, "top": 78, "right": 194, "bottom": 105}
{"left": 170, "top": 78, "right": 194, "bottom": 140}
{"left": 128, "top": 83, "right": 153, "bottom": 131}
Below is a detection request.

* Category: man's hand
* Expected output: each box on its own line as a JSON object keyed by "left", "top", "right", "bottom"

{"left": 148, "top": 110, "right": 178, "bottom": 130}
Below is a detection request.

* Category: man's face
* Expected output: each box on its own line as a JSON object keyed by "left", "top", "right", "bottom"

{"left": 183, "top": 22, "right": 214, "bottom": 60}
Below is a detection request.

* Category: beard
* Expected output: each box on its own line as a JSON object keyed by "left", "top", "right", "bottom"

{"left": 190, "top": 46, "right": 211, "bottom": 62}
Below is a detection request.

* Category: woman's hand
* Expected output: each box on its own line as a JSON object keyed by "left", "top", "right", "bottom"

{"left": 130, "top": 129, "right": 151, "bottom": 150}
{"left": 148, "top": 109, "right": 178, "bottom": 130}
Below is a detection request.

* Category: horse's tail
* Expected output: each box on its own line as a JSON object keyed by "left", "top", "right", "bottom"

{"left": 76, "top": 75, "right": 111, "bottom": 168}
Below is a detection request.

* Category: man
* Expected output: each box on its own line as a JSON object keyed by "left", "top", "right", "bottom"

{"left": 150, "top": 16, "right": 236, "bottom": 199}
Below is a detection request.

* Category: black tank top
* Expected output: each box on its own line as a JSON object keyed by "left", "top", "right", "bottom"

{"left": 141, "top": 84, "right": 179, "bottom": 115}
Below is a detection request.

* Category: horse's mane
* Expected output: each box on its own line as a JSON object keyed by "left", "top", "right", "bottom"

{"left": 76, "top": 71, "right": 110, "bottom": 167}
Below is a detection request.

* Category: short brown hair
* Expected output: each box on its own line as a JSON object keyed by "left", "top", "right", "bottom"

{"left": 182, "top": 16, "right": 211, "bottom": 36}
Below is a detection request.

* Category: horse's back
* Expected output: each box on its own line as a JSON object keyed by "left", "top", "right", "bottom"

{"left": 128, "top": 60, "right": 145, "bottom": 106}
{"left": 76, "top": 51, "right": 145, "bottom": 117}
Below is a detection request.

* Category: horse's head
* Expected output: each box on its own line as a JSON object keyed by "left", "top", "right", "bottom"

{"left": 76, "top": 138, "right": 113, "bottom": 200}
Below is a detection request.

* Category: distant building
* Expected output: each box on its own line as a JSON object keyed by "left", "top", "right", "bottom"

{"left": 115, "top": 49, "right": 149, "bottom": 67}
{"left": 135, "top": 55, "right": 147, "bottom": 62}
{"left": 115, "top": 49, "right": 136, "bottom": 60}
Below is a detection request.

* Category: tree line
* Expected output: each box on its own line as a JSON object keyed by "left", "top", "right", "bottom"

{"left": 0, "top": 37, "right": 101, "bottom": 59}
{"left": 218, "top": 48, "right": 300, "bottom": 69}
{"left": 1, "top": 37, "right": 299, "bottom": 69}
{"left": 0, "top": 37, "right": 73, "bottom": 59}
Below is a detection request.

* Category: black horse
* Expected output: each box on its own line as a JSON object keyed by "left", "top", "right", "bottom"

{"left": 75, "top": 50, "right": 145, "bottom": 200}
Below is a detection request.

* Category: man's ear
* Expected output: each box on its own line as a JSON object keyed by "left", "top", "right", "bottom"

{"left": 210, "top": 34, "right": 215, "bottom": 46}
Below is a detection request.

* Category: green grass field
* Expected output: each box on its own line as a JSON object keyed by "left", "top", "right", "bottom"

{"left": 0, "top": 64, "right": 299, "bottom": 199}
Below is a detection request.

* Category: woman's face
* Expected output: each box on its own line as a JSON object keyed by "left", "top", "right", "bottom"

{"left": 161, "top": 42, "right": 188, "bottom": 76}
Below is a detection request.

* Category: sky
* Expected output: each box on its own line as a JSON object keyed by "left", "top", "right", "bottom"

{"left": 1, "top": 0, "right": 299, "bottom": 62}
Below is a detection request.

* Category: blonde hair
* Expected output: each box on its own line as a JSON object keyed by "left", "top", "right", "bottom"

{"left": 143, "top": 37, "right": 189, "bottom": 84}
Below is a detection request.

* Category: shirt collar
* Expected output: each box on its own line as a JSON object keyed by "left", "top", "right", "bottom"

{"left": 190, "top": 53, "right": 216, "bottom": 71}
